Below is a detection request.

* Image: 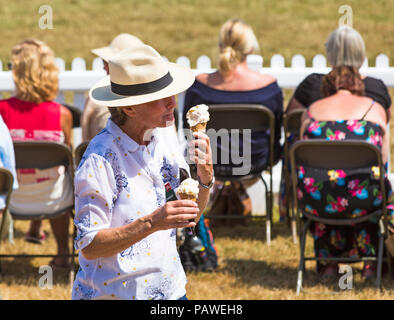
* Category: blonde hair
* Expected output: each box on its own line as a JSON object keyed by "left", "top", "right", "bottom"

{"left": 218, "top": 18, "right": 259, "bottom": 75}
{"left": 325, "top": 26, "right": 366, "bottom": 69}
{"left": 11, "top": 39, "right": 59, "bottom": 104}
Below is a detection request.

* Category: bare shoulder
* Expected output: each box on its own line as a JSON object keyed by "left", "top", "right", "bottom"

{"left": 252, "top": 72, "right": 277, "bottom": 87}
{"left": 196, "top": 73, "right": 211, "bottom": 84}
{"left": 60, "top": 104, "right": 73, "bottom": 127}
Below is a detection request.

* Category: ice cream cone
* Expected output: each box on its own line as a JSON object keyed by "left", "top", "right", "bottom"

{"left": 178, "top": 193, "right": 197, "bottom": 202}
{"left": 191, "top": 122, "right": 207, "bottom": 133}
{"left": 186, "top": 104, "right": 210, "bottom": 133}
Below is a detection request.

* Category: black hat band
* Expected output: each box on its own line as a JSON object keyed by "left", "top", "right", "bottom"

{"left": 110, "top": 71, "right": 173, "bottom": 96}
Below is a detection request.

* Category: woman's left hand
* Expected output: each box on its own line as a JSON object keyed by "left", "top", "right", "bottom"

{"left": 188, "top": 131, "right": 213, "bottom": 185}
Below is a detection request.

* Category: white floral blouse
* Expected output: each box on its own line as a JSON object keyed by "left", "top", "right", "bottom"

{"left": 71, "top": 119, "right": 190, "bottom": 300}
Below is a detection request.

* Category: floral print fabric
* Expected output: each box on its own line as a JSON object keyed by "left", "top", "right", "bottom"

{"left": 298, "top": 118, "right": 394, "bottom": 266}
{"left": 72, "top": 119, "right": 190, "bottom": 300}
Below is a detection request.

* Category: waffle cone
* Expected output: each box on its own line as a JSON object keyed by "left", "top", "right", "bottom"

{"left": 191, "top": 122, "right": 207, "bottom": 133}
{"left": 178, "top": 193, "right": 197, "bottom": 202}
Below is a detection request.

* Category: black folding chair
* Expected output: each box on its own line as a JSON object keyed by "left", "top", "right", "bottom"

{"left": 201, "top": 104, "right": 277, "bottom": 245}
{"left": 283, "top": 109, "right": 304, "bottom": 243}
{"left": 290, "top": 140, "right": 391, "bottom": 294}
{"left": 0, "top": 168, "right": 14, "bottom": 242}
{"left": 0, "top": 141, "right": 76, "bottom": 285}
{"left": 74, "top": 141, "right": 89, "bottom": 167}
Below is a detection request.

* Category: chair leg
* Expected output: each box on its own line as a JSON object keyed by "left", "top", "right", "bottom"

{"left": 376, "top": 232, "right": 384, "bottom": 289}
{"left": 296, "top": 219, "right": 310, "bottom": 296}
{"left": 259, "top": 176, "right": 271, "bottom": 245}
{"left": 290, "top": 196, "right": 297, "bottom": 244}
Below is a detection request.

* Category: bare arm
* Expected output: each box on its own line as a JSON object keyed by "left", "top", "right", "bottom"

{"left": 82, "top": 200, "right": 199, "bottom": 260}
{"left": 189, "top": 131, "right": 214, "bottom": 221}
{"left": 60, "top": 105, "right": 73, "bottom": 147}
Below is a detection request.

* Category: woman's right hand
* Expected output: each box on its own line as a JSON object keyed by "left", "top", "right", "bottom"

{"left": 150, "top": 200, "right": 199, "bottom": 231}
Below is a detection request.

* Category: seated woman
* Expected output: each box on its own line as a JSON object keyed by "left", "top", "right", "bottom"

{"left": 182, "top": 18, "right": 283, "bottom": 176}
{"left": 298, "top": 65, "right": 394, "bottom": 279}
{"left": 0, "top": 39, "right": 73, "bottom": 268}
{"left": 287, "top": 25, "right": 391, "bottom": 117}
{"left": 279, "top": 25, "right": 392, "bottom": 221}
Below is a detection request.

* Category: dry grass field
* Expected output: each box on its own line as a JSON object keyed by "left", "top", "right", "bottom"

{"left": 1, "top": 218, "right": 394, "bottom": 300}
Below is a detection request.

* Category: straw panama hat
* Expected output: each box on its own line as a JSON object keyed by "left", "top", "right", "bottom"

{"left": 91, "top": 33, "right": 144, "bottom": 62}
{"left": 89, "top": 45, "right": 195, "bottom": 107}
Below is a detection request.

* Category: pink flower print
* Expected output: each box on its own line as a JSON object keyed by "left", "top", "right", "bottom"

{"left": 313, "top": 223, "right": 326, "bottom": 239}
{"left": 351, "top": 209, "right": 367, "bottom": 218}
{"left": 303, "top": 177, "right": 321, "bottom": 200}
{"left": 298, "top": 166, "right": 305, "bottom": 179}
{"left": 328, "top": 169, "right": 346, "bottom": 186}
{"left": 326, "top": 128, "right": 346, "bottom": 141}
{"left": 346, "top": 120, "right": 365, "bottom": 135}
{"left": 332, "top": 131, "right": 345, "bottom": 140}
{"left": 296, "top": 187, "right": 303, "bottom": 200}
{"left": 308, "top": 121, "right": 322, "bottom": 136}
{"left": 305, "top": 204, "right": 318, "bottom": 216}
{"left": 367, "top": 131, "right": 382, "bottom": 146}
{"left": 348, "top": 179, "right": 369, "bottom": 199}
{"left": 325, "top": 195, "right": 348, "bottom": 213}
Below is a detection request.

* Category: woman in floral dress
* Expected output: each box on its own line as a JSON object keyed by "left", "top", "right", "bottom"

{"left": 298, "top": 66, "right": 394, "bottom": 278}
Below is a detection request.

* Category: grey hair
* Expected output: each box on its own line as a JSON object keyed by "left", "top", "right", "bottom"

{"left": 325, "top": 26, "right": 366, "bottom": 69}
{"left": 108, "top": 107, "right": 128, "bottom": 126}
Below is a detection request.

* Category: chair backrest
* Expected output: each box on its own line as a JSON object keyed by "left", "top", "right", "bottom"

{"left": 289, "top": 139, "right": 387, "bottom": 224}
{"left": 284, "top": 109, "right": 304, "bottom": 137}
{"left": 205, "top": 104, "right": 275, "bottom": 179}
{"left": 63, "top": 103, "right": 82, "bottom": 128}
{"left": 13, "top": 141, "right": 74, "bottom": 175}
{"left": 74, "top": 141, "right": 89, "bottom": 167}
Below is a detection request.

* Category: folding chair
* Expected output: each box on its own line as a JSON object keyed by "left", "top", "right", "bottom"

{"left": 290, "top": 140, "right": 391, "bottom": 294}
{"left": 0, "top": 168, "right": 14, "bottom": 243}
{"left": 0, "top": 141, "right": 76, "bottom": 284}
{"left": 203, "top": 104, "right": 277, "bottom": 245}
{"left": 283, "top": 109, "right": 304, "bottom": 243}
{"left": 74, "top": 141, "right": 89, "bottom": 167}
{"left": 63, "top": 103, "right": 82, "bottom": 128}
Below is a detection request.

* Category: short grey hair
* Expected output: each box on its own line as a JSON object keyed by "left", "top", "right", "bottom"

{"left": 325, "top": 26, "right": 366, "bottom": 69}
{"left": 108, "top": 107, "right": 128, "bottom": 126}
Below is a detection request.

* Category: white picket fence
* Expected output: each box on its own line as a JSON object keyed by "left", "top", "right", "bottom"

{"left": 0, "top": 53, "right": 393, "bottom": 110}
{"left": 0, "top": 53, "right": 393, "bottom": 213}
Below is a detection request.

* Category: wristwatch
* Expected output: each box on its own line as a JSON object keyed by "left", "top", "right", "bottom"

{"left": 197, "top": 175, "right": 215, "bottom": 189}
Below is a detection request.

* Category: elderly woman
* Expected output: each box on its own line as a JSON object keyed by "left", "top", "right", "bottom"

{"left": 280, "top": 25, "right": 392, "bottom": 220}
{"left": 81, "top": 33, "right": 144, "bottom": 141}
{"left": 72, "top": 45, "right": 213, "bottom": 300}
{"left": 298, "top": 65, "right": 394, "bottom": 279}
{"left": 0, "top": 39, "right": 73, "bottom": 268}
{"left": 287, "top": 25, "right": 391, "bottom": 116}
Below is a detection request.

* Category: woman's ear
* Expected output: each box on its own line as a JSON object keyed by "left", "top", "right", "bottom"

{"left": 122, "top": 106, "right": 136, "bottom": 117}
